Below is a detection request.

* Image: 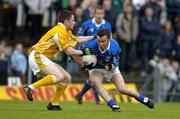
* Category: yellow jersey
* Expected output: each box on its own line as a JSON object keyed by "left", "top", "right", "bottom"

{"left": 31, "top": 23, "right": 78, "bottom": 57}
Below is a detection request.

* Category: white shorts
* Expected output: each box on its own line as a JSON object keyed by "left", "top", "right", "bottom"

{"left": 89, "top": 67, "right": 121, "bottom": 81}
{"left": 29, "top": 50, "right": 52, "bottom": 75}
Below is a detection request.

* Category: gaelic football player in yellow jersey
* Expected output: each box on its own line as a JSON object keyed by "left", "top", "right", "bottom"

{"left": 24, "top": 10, "right": 95, "bottom": 111}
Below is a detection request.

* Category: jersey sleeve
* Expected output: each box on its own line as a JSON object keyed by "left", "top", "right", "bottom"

{"left": 61, "top": 32, "right": 78, "bottom": 50}
{"left": 54, "top": 29, "right": 78, "bottom": 51}
{"left": 111, "top": 41, "right": 121, "bottom": 67}
{"left": 77, "top": 39, "right": 96, "bottom": 50}
{"left": 84, "top": 39, "right": 97, "bottom": 49}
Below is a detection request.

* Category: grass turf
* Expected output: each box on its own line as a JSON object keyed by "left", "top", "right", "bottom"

{"left": 0, "top": 101, "right": 179, "bottom": 119}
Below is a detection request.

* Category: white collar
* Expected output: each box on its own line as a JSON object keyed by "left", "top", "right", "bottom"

{"left": 92, "top": 18, "right": 105, "bottom": 27}
{"left": 98, "top": 41, "right": 110, "bottom": 53}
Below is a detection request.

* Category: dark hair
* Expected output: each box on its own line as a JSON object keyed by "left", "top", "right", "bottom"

{"left": 57, "top": 10, "right": 73, "bottom": 23}
{"left": 97, "top": 29, "right": 110, "bottom": 38}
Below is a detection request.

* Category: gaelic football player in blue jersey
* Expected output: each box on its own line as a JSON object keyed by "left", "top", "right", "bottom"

{"left": 75, "top": 6, "right": 112, "bottom": 104}
{"left": 77, "top": 29, "right": 154, "bottom": 112}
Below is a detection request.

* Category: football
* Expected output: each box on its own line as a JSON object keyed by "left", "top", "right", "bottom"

{"left": 82, "top": 55, "right": 97, "bottom": 67}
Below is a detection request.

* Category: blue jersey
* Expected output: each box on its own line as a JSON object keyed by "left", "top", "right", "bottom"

{"left": 80, "top": 39, "right": 121, "bottom": 69}
{"left": 77, "top": 18, "right": 112, "bottom": 36}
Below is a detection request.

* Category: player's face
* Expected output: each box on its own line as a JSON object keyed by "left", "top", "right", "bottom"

{"left": 67, "top": 15, "right": 76, "bottom": 30}
{"left": 97, "top": 35, "right": 109, "bottom": 51}
{"left": 95, "top": 9, "right": 104, "bottom": 23}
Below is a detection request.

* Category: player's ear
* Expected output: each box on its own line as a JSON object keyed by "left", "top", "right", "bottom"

{"left": 64, "top": 19, "right": 70, "bottom": 25}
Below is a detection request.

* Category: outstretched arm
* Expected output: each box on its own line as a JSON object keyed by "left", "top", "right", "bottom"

{"left": 64, "top": 46, "right": 83, "bottom": 56}
{"left": 77, "top": 36, "right": 95, "bottom": 43}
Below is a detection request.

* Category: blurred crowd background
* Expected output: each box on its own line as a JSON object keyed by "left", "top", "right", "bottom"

{"left": 0, "top": 0, "right": 180, "bottom": 102}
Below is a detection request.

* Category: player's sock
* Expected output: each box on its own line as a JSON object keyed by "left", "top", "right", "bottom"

{"left": 136, "top": 94, "right": 145, "bottom": 103}
{"left": 92, "top": 86, "right": 100, "bottom": 103}
{"left": 51, "top": 83, "right": 67, "bottom": 104}
{"left": 31, "top": 75, "right": 56, "bottom": 89}
{"left": 77, "top": 80, "right": 92, "bottom": 99}
{"left": 107, "top": 99, "right": 120, "bottom": 112}
{"left": 107, "top": 99, "right": 118, "bottom": 107}
{"left": 136, "top": 94, "right": 154, "bottom": 108}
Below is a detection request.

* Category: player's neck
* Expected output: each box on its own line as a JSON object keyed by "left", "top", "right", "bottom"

{"left": 64, "top": 24, "right": 71, "bottom": 31}
{"left": 95, "top": 19, "right": 102, "bottom": 25}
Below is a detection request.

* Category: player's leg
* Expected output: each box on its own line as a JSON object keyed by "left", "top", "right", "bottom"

{"left": 75, "top": 80, "right": 92, "bottom": 104}
{"left": 31, "top": 63, "right": 66, "bottom": 89}
{"left": 24, "top": 63, "right": 66, "bottom": 101}
{"left": 24, "top": 51, "right": 68, "bottom": 101}
{"left": 47, "top": 64, "right": 71, "bottom": 110}
{"left": 47, "top": 83, "right": 66, "bottom": 111}
{"left": 92, "top": 86, "right": 101, "bottom": 104}
{"left": 111, "top": 73, "right": 154, "bottom": 108}
{"left": 89, "top": 71, "right": 120, "bottom": 112}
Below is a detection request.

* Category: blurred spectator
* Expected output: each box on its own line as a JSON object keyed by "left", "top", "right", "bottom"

{"left": 166, "top": 60, "right": 179, "bottom": 101}
{"left": 51, "top": 0, "right": 61, "bottom": 14}
{"left": 140, "top": 0, "right": 162, "bottom": 21}
{"left": 73, "top": 6, "right": 84, "bottom": 34}
{"left": 81, "top": 0, "right": 98, "bottom": 21}
{"left": 156, "top": 21, "right": 175, "bottom": 58}
{"left": 132, "top": 0, "right": 146, "bottom": 11}
{"left": 116, "top": 4, "right": 138, "bottom": 72}
{"left": 112, "top": 0, "right": 123, "bottom": 14}
{"left": 24, "top": 0, "right": 51, "bottom": 42}
{"left": 166, "top": 0, "right": 180, "bottom": 23}
{"left": 2, "top": 0, "right": 21, "bottom": 40}
{"left": 174, "top": 16, "right": 180, "bottom": 35}
{"left": 124, "top": 0, "right": 138, "bottom": 16}
{"left": 102, "top": 0, "right": 118, "bottom": 32}
{"left": 0, "top": 40, "right": 8, "bottom": 85}
{"left": 140, "top": 7, "right": 161, "bottom": 76}
{"left": 67, "top": 0, "right": 78, "bottom": 12}
{"left": 173, "top": 34, "right": 180, "bottom": 63}
{"left": 10, "top": 43, "right": 27, "bottom": 84}
{"left": 157, "top": 58, "right": 178, "bottom": 101}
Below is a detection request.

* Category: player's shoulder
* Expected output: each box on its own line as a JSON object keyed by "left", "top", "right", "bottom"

{"left": 104, "top": 20, "right": 111, "bottom": 26}
{"left": 52, "top": 23, "right": 67, "bottom": 34}
{"left": 110, "top": 39, "right": 120, "bottom": 53}
{"left": 82, "top": 19, "right": 93, "bottom": 26}
{"left": 110, "top": 39, "right": 119, "bottom": 47}
{"left": 103, "top": 20, "right": 112, "bottom": 31}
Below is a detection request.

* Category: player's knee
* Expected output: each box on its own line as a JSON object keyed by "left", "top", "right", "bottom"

{"left": 64, "top": 73, "right": 72, "bottom": 84}
{"left": 118, "top": 86, "right": 127, "bottom": 94}
{"left": 54, "top": 74, "right": 65, "bottom": 83}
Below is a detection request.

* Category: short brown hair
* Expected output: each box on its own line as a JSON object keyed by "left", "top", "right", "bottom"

{"left": 95, "top": 5, "right": 104, "bottom": 12}
{"left": 58, "top": 10, "right": 73, "bottom": 23}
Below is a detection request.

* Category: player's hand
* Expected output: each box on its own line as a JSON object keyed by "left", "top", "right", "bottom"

{"left": 82, "top": 63, "right": 95, "bottom": 70}
{"left": 82, "top": 48, "right": 95, "bottom": 55}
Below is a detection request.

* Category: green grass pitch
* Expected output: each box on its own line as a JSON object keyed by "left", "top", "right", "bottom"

{"left": 0, "top": 101, "right": 179, "bottom": 119}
